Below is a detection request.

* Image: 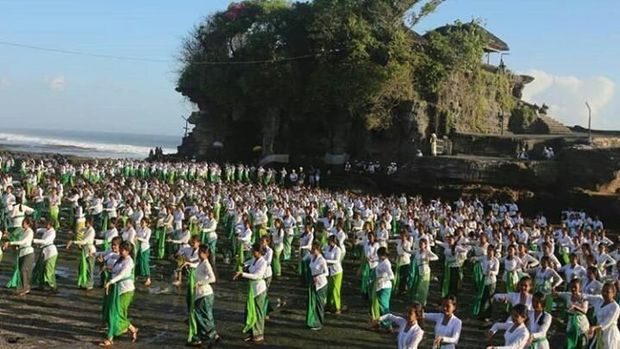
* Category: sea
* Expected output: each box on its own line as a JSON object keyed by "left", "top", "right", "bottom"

{"left": 0, "top": 128, "right": 180, "bottom": 159}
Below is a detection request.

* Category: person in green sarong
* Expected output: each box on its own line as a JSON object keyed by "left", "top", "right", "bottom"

{"left": 472, "top": 245, "right": 499, "bottom": 322}
{"left": 324, "top": 235, "right": 343, "bottom": 314}
{"left": 234, "top": 243, "right": 268, "bottom": 343}
{"left": 200, "top": 210, "right": 218, "bottom": 264}
{"left": 372, "top": 247, "right": 394, "bottom": 330}
{"left": 188, "top": 244, "right": 220, "bottom": 347}
{"left": 67, "top": 218, "right": 96, "bottom": 290}
{"left": 298, "top": 223, "right": 314, "bottom": 287}
{"left": 409, "top": 238, "right": 439, "bottom": 306}
{"left": 3, "top": 217, "right": 36, "bottom": 295}
{"left": 359, "top": 232, "right": 379, "bottom": 300}
{"left": 270, "top": 218, "right": 284, "bottom": 278}
{"left": 100, "top": 241, "right": 138, "bottom": 347}
{"left": 47, "top": 188, "right": 61, "bottom": 230}
{"left": 282, "top": 209, "right": 296, "bottom": 261}
{"left": 553, "top": 279, "right": 589, "bottom": 349}
{"left": 97, "top": 237, "right": 121, "bottom": 326}
{"left": 31, "top": 219, "right": 58, "bottom": 292}
{"left": 135, "top": 218, "right": 152, "bottom": 286}
{"left": 306, "top": 241, "right": 328, "bottom": 330}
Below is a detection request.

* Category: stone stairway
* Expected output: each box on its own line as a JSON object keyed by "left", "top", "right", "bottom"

{"left": 537, "top": 115, "right": 573, "bottom": 134}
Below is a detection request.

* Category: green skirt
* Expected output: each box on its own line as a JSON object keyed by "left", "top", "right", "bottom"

{"left": 186, "top": 268, "right": 198, "bottom": 342}
{"left": 77, "top": 249, "right": 94, "bottom": 289}
{"left": 192, "top": 294, "right": 218, "bottom": 343}
{"left": 306, "top": 285, "right": 327, "bottom": 330}
{"left": 327, "top": 272, "right": 343, "bottom": 311}
{"left": 136, "top": 248, "right": 150, "bottom": 277}
{"left": 106, "top": 286, "right": 134, "bottom": 338}
{"left": 409, "top": 267, "right": 431, "bottom": 306}
{"left": 471, "top": 262, "right": 485, "bottom": 317}
{"left": 243, "top": 283, "right": 266, "bottom": 337}
{"left": 32, "top": 253, "right": 57, "bottom": 289}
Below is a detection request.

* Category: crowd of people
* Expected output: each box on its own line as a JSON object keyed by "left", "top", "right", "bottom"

{"left": 0, "top": 153, "right": 619, "bottom": 349}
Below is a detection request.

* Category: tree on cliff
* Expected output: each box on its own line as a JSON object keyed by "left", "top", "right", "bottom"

{"left": 176, "top": 0, "right": 516, "bottom": 160}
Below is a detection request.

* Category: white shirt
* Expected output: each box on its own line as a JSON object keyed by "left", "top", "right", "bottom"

{"left": 482, "top": 256, "right": 500, "bottom": 285}
{"left": 109, "top": 256, "right": 135, "bottom": 295}
{"left": 74, "top": 226, "right": 96, "bottom": 254}
{"left": 527, "top": 311, "right": 551, "bottom": 349}
{"left": 309, "top": 254, "right": 328, "bottom": 290}
{"left": 323, "top": 245, "right": 343, "bottom": 275}
{"left": 263, "top": 246, "right": 273, "bottom": 279}
{"left": 489, "top": 322, "right": 529, "bottom": 349}
{"left": 423, "top": 313, "right": 462, "bottom": 349}
{"left": 493, "top": 292, "right": 533, "bottom": 312}
{"left": 378, "top": 315, "right": 423, "bottom": 349}
{"left": 195, "top": 259, "right": 216, "bottom": 299}
{"left": 136, "top": 227, "right": 151, "bottom": 252}
{"left": 375, "top": 258, "right": 395, "bottom": 291}
{"left": 121, "top": 227, "right": 136, "bottom": 246}
{"left": 33, "top": 227, "right": 57, "bottom": 260}
{"left": 10, "top": 227, "right": 34, "bottom": 257}
{"left": 242, "top": 256, "right": 268, "bottom": 296}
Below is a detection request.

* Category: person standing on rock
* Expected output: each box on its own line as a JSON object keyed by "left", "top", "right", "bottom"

{"left": 324, "top": 235, "right": 343, "bottom": 314}
{"left": 67, "top": 218, "right": 96, "bottom": 290}
{"left": 376, "top": 303, "right": 425, "bottom": 349}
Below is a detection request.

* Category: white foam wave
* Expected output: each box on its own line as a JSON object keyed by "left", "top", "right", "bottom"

{"left": 0, "top": 132, "right": 176, "bottom": 158}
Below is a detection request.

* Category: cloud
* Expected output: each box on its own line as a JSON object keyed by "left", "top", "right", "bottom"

{"left": 45, "top": 75, "right": 66, "bottom": 92}
{"left": 521, "top": 69, "right": 616, "bottom": 128}
{"left": 0, "top": 76, "right": 8, "bottom": 89}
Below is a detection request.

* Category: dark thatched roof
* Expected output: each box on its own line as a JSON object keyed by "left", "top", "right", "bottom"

{"left": 426, "top": 23, "right": 510, "bottom": 52}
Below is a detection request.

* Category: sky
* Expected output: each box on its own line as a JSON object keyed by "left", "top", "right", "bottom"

{"left": 0, "top": 0, "right": 618, "bottom": 137}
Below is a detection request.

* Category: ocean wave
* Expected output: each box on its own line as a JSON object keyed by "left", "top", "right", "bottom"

{"left": 0, "top": 132, "right": 176, "bottom": 158}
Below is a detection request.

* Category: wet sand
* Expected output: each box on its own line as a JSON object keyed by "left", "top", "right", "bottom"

{"left": 0, "top": 224, "right": 574, "bottom": 349}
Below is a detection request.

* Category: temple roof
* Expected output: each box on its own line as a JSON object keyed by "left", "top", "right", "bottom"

{"left": 427, "top": 23, "right": 510, "bottom": 53}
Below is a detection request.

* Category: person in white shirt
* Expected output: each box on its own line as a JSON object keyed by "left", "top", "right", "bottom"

{"left": 486, "top": 303, "right": 530, "bottom": 349}
{"left": 552, "top": 278, "right": 589, "bottom": 349}
{"left": 68, "top": 218, "right": 96, "bottom": 290}
{"left": 474, "top": 245, "right": 500, "bottom": 321}
{"left": 100, "top": 241, "right": 138, "bottom": 347}
{"left": 135, "top": 218, "right": 152, "bottom": 286}
{"left": 32, "top": 219, "right": 58, "bottom": 291}
{"left": 3, "top": 216, "right": 35, "bottom": 295}
{"left": 424, "top": 295, "right": 462, "bottom": 349}
{"left": 526, "top": 292, "right": 552, "bottom": 349}
{"left": 323, "top": 235, "right": 343, "bottom": 314}
{"left": 200, "top": 210, "right": 218, "bottom": 263}
{"left": 270, "top": 218, "right": 285, "bottom": 277}
{"left": 233, "top": 243, "right": 267, "bottom": 343}
{"left": 372, "top": 246, "right": 395, "bottom": 330}
{"left": 378, "top": 303, "right": 425, "bottom": 349}
{"left": 586, "top": 282, "right": 620, "bottom": 349}
{"left": 306, "top": 241, "right": 329, "bottom": 330}
{"left": 298, "top": 223, "right": 314, "bottom": 287}
{"left": 409, "top": 238, "right": 439, "bottom": 306}
{"left": 188, "top": 244, "right": 220, "bottom": 347}
{"left": 393, "top": 229, "right": 413, "bottom": 296}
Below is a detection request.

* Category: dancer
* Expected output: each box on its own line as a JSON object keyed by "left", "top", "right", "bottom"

{"left": 377, "top": 303, "right": 424, "bottom": 349}
{"left": 135, "top": 218, "right": 152, "bottom": 286}
{"left": 372, "top": 246, "right": 394, "bottom": 330}
{"left": 423, "top": 295, "right": 462, "bottom": 349}
{"left": 586, "top": 282, "right": 620, "bottom": 349}
{"left": 486, "top": 304, "right": 529, "bottom": 349}
{"left": 527, "top": 292, "right": 552, "bottom": 349}
{"left": 323, "top": 235, "right": 343, "bottom": 314}
{"left": 32, "top": 219, "right": 58, "bottom": 292}
{"left": 3, "top": 217, "right": 35, "bottom": 295}
{"left": 234, "top": 243, "right": 267, "bottom": 343}
{"left": 68, "top": 218, "right": 96, "bottom": 290}
{"left": 188, "top": 244, "right": 220, "bottom": 347}
{"left": 553, "top": 278, "right": 589, "bottom": 349}
{"left": 409, "top": 238, "right": 439, "bottom": 306}
{"left": 100, "top": 241, "right": 138, "bottom": 347}
{"left": 306, "top": 241, "right": 328, "bottom": 330}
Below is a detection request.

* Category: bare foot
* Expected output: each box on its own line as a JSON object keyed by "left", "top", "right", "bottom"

{"left": 99, "top": 339, "right": 113, "bottom": 347}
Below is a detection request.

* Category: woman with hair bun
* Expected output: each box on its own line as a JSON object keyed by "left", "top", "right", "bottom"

{"left": 423, "top": 295, "right": 462, "bottom": 349}
{"left": 586, "top": 282, "right": 620, "bottom": 349}
{"left": 377, "top": 303, "right": 424, "bottom": 349}
{"left": 486, "top": 303, "right": 530, "bottom": 349}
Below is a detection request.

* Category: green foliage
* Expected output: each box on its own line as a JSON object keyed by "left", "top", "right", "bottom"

{"left": 509, "top": 104, "right": 538, "bottom": 133}
{"left": 176, "top": 0, "right": 519, "bottom": 140}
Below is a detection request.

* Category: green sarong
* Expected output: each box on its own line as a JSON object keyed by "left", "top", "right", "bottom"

{"left": 136, "top": 248, "right": 150, "bottom": 277}
{"left": 306, "top": 285, "right": 327, "bottom": 329}
{"left": 186, "top": 268, "right": 198, "bottom": 342}
{"left": 471, "top": 261, "right": 485, "bottom": 317}
{"left": 327, "top": 272, "right": 343, "bottom": 311}
{"left": 192, "top": 294, "right": 217, "bottom": 343}
{"left": 272, "top": 247, "right": 282, "bottom": 277}
{"left": 32, "top": 252, "right": 57, "bottom": 289}
{"left": 106, "top": 285, "right": 134, "bottom": 338}
{"left": 77, "top": 249, "right": 94, "bottom": 288}
{"left": 6, "top": 228, "right": 23, "bottom": 289}
{"left": 243, "top": 282, "right": 266, "bottom": 337}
